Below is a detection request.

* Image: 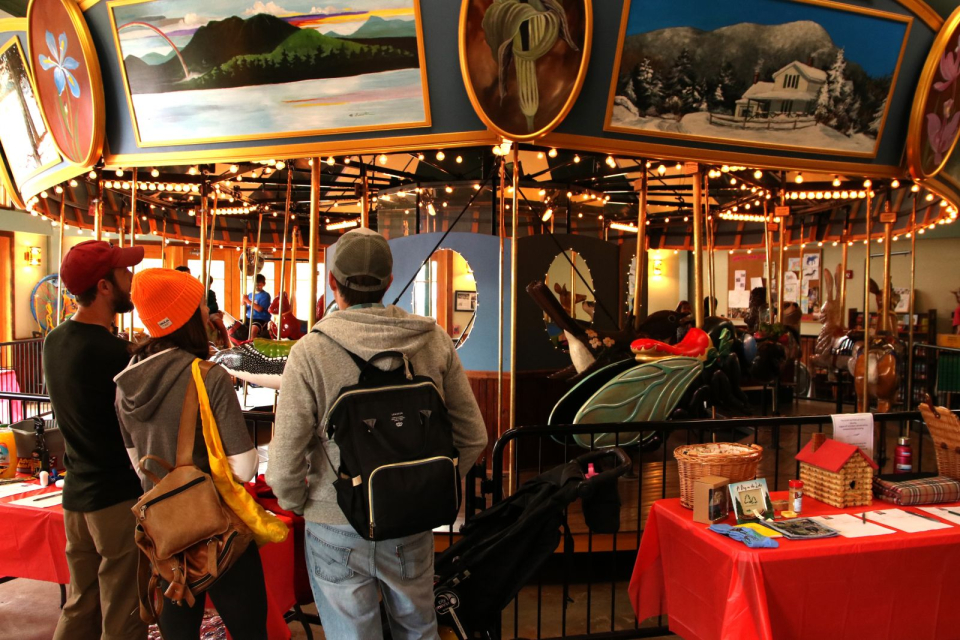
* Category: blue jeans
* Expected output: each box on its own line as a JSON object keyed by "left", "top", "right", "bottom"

{"left": 304, "top": 522, "right": 439, "bottom": 640}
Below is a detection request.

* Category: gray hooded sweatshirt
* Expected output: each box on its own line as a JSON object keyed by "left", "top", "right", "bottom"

{"left": 267, "top": 305, "right": 488, "bottom": 525}
{"left": 115, "top": 348, "right": 255, "bottom": 491}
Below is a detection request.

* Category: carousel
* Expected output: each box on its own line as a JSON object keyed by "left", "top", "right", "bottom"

{"left": 3, "top": 0, "right": 960, "bottom": 638}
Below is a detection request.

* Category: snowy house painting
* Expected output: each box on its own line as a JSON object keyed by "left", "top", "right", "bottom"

{"left": 735, "top": 61, "right": 827, "bottom": 118}
{"left": 605, "top": 0, "right": 910, "bottom": 156}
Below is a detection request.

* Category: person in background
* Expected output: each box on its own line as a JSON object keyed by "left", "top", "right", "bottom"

{"left": 115, "top": 268, "right": 265, "bottom": 640}
{"left": 44, "top": 240, "right": 147, "bottom": 640}
{"left": 242, "top": 274, "right": 271, "bottom": 339}
{"left": 268, "top": 228, "right": 487, "bottom": 639}
{"left": 173, "top": 266, "right": 229, "bottom": 347}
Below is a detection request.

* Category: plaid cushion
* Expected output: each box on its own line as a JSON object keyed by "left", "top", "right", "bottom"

{"left": 872, "top": 475, "right": 960, "bottom": 505}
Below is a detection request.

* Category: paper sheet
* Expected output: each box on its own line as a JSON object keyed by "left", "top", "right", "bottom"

{"left": 750, "top": 277, "right": 764, "bottom": 290}
{"left": 728, "top": 289, "right": 750, "bottom": 309}
{"left": 919, "top": 506, "right": 960, "bottom": 525}
{"left": 734, "top": 270, "right": 747, "bottom": 291}
{"left": 831, "top": 413, "right": 874, "bottom": 460}
{"left": 860, "top": 509, "right": 953, "bottom": 533}
{"left": 803, "top": 254, "right": 820, "bottom": 279}
{"left": 788, "top": 257, "right": 801, "bottom": 272}
{"left": 0, "top": 482, "right": 42, "bottom": 500}
{"left": 8, "top": 491, "right": 63, "bottom": 508}
{"left": 810, "top": 514, "right": 896, "bottom": 538}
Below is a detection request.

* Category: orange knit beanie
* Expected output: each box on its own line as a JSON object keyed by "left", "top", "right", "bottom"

{"left": 132, "top": 268, "right": 205, "bottom": 337}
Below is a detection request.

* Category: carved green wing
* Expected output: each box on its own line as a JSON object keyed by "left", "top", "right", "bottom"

{"left": 571, "top": 357, "right": 703, "bottom": 448}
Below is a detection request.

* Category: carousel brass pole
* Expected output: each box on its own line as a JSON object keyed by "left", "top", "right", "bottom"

{"left": 881, "top": 200, "right": 894, "bottom": 333}
{"left": 308, "top": 158, "right": 320, "bottom": 328}
{"left": 497, "top": 154, "right": 506, "bottom": 440}
{"left": 361, "top": 164, "right": 370, "bottom": 229}
{"left": 129, "top": 168, "right": 137, "bottom": 332}
{"left": 56, "top": 191, "right": 65, "bottom": 325}
{"left": 509, "top": 146, "right": 520, "bottom": 493}
{"left": 839, "top": 210, "right": 850, "bottom": 323}
{"left": 205, "top": 190, "right": 219, "bottom": 301}
{"left": 277, "top": 165, "right": 293, "bottom": 332}
{"left": 907, "top": 196, "right": 917, "bottom": 407}
{"left": 862, "top": 188, "right": 874, "bottom": 411}
{"left": 777, "top": 177, "right": 786, "bottom": 321}
{"left": 702, "top": 174, "right": 717, "bottom": 316}
{"left": 250, "top": 213, "right": 264, "bottom": 326}
{"left": 702, "top": 173, "right": 712, "bottom": 315}
{"left": 200, "top": 178, "right": 208, "bottom": 300}
{"left": 632, "top": 168, "right": 648, "bottom": 330}
{"left": 160, "top": 217, "right": 167, "bottom": 264}
{"left": 95, "top": 177, "right": 104, "bottom": 241}
{"left": 241, "top": 235, "right": 248, "bottom": 324}
{"left": 763, "top": 200, "right": 773, "bottom": 319}
{"left": 692, "top": 164, "right": 704, "bottom": 328}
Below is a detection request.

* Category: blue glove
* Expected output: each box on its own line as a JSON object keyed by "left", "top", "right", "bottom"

{"left": 709, "top": 523, "right": 779, "bottom": 548}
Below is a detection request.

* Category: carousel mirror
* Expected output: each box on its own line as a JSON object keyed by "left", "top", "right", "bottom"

{"left": 412, "top": 248, "right": 478, "bottom": 348}
{"left": 544, "top": 250, "right": 595, "bottom": 351}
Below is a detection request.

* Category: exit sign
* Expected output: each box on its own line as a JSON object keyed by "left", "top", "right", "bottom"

{"left": 775, "top": 206, "right": 790, "bottom": 217}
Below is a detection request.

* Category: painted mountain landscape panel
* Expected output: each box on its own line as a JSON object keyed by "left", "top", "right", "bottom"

{"left": 606, "top": 0, "right": 910, "bottom": 156}
{"left": 108, "top": 0, "right": 429, "bottom": 145}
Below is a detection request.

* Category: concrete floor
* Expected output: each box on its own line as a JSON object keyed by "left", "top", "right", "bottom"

{"left": 0, "top": 576, "right": 673, "bottom": 639}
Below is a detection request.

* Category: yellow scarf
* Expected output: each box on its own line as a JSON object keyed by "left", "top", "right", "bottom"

{"left": 192, "top": 360, "right": 288, "bottom": 546}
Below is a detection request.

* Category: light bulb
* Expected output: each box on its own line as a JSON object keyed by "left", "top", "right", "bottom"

{"left": 832, "top": 177, "right": 841, "bottom": 187}
{"left": 573, "top": 154, "right": 580, "bottom": 163}
{"left": 795, "top": 173, "right": 804, "bottom": 184}
{"left": 754, "top": 170, "right": 762, "bottom": 179}
{"left": 378, "top": 154, "right": 388, "bottom": 164}
{"left": 455, "top": 156, "right": 463, "bottom": 164}
{"left": 657, "top": 164, "right": 667, "bottom": 175}
{"left": 436, "top": 151, "right": 445, "bottom": 161}
{"left": 891, "top": 179, "right": 900, "bottom": 189}
{"left": 548, "top": 148, "right": 558, "bottom": 158}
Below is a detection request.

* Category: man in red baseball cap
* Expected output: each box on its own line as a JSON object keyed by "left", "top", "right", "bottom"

{"left": 44, "top": 240, "right": 147, "bottom": 640}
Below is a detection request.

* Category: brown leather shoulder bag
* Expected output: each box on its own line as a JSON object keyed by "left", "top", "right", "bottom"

{"left": 132, "top": 360, "right": 252, "bottom": 624}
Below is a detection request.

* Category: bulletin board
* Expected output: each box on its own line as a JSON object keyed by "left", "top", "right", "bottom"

{"left": 726, "top": 248, "right": 822, "bottom": 321}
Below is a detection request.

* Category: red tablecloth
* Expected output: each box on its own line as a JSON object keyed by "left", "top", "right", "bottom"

{"left": 0, "top": 482, "right": 296, "bottom": 640}
{"left": 0, "top": 369, "right": 23, "bottom": 424}
{"left": 630, "top": 494, "right": 960, "bottom": 640}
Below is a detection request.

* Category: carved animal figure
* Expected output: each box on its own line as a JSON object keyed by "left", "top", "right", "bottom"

{"left": 849, "top": 277, "right": 903, "bottom": 412}
{"left": 267, "top": 293, "right": 307, "bottom": 340}
{"left": 813, "top": 265, "right": 852, "bottom": 373}
{"left": 553, "top": 283, "right": 587, "bottom": 317}
{"left": 869, "top": 278, "right": 901, "bottom": 335}
{"left": 211, "top": 339, "right": 293, "bottom": 389}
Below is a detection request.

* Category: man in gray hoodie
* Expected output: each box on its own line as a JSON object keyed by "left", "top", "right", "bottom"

{"left": 268, "top": 228, "right": 487, "bottom": 640}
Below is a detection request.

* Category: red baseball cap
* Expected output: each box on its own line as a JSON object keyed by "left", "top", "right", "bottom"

{"left": 60, "top": 240, "right": 144, "bottom": 295}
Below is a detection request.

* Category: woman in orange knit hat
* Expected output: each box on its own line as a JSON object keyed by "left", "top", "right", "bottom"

{"left": 114, "top": 268, "right": 266, "bottom": 640}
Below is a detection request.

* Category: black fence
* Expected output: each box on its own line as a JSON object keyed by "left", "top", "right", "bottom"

{"left": 0, "top": 339, "right": 45, "bottom": 423}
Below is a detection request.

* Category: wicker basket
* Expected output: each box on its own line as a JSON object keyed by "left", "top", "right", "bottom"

{"left": 919, "top": 403, "right": 960, "bottom": 480}
{"left": 674, "top": 442, "right": 763, "bottom": 508}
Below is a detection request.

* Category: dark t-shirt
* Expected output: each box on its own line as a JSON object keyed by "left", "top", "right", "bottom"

{"left": 207, "top": 290, "right": 219, "bottom": 315}
{"left": 43, "top": 320, "right": 142, "bottom": 512}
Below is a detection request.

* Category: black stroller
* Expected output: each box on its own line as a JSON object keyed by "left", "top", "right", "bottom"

{"left": 432, "top": 448, "right": 632, "bottom": 640}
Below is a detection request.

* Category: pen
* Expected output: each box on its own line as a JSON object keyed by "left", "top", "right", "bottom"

{"left": 32, "top": 492, "right": 61, "bottom": 502}
{"left": 862, "top": 512, "right": 866, "bottom": 524}
{"left": 940, "top": 508, "right": 960, "bottom": 518}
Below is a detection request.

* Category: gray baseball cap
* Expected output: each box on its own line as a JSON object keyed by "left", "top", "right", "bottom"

{"left": 329, "top": 228, "right": 393, "bottom": 291}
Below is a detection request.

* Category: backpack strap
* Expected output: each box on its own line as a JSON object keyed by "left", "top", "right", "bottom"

{"left": 174, "top": 361, "right": 215, "bottom": 469}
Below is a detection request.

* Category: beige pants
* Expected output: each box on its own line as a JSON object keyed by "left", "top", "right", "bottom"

{"left": 53, "top": 498, "right": 147, "bottom": 640}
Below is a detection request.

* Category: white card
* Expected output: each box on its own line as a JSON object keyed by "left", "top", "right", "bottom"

{"left": 860, "top": 509, "right": 952, "bottom": 533}
{"left": 810, "top": 514, "right": 895, "bottom": 538}
{"left": 8, "top": 491, "right": 63, "bottom": 508}
{"left": 0, "top": 482, "right": 43, "bottom": 500}
{"left": 919, "top": 506, "right": 960, "bottom": 526}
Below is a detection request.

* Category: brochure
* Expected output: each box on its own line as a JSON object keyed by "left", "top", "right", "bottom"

{"left": 728, "top": 479, "right": 774, "bottom": 524}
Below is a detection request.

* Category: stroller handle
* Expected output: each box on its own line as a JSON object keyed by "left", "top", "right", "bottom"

{"left": 575, "top": 447, "right": 631, "bottom": 497}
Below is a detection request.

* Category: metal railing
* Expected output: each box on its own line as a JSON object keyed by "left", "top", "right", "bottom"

{"left": 484, "top": 410, "right": 937, "bottom": 640}
{"left": 909, "top": 342, "right": 960, "bottom": 409}
{"left": 0, "top": 339, "right": 45, "bottom": 424}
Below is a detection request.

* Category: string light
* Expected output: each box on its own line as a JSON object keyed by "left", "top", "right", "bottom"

{"left": 537, "top": 151, "right": 545, "bottom": 159}
{"left": 795, "top": 173, "right": 804, "bottom": 184}
{"left": 326, "top": 220, "right": 359, "bottom": 231}
{"left": 455, "top": 155, "right": 463, "bottom": 164}
{"left": 436, "top": 151, "right": 445, "bottom": 161}
{"left": 754, "top": 170, "right": 762, "bottom": 179}
{"left": 606, "top": 156, "right": 616, "bottom": 168}
{"left": 542, "top": 208, "right": 554, "bottom": 222}
{"left": 891, "top": 179, "right": 900, "bottom": 189}
{"left": 378, "top": 154, "right": 388, "bottom": 164}
{"left": 115, "top": 168, "right": 124, "bottom": 177}
{"left": 832, "top": 176, "right": 841, "bottom": 187}
{"left": 548, "top": 148, "right": 558, "bottom": 158}
{"left": 657, "top": 164, "right": 667, "bottom": 175}
{"left": 69, "top": 179, "right": 77, "bottom": 187}
{"left": 88, "top": 170, "right": 97, "bottom": 179}
{"left": 573, "top": 154, "right": 581, "bottom": 163}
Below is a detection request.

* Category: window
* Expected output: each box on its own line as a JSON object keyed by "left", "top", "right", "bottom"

{"left": 241, "top": 262, "right": 275, "bottom": 321}
{"left": 781, "top": 100, "right": 793, "bottom": 114}
{"left": 412, "top": 259, "right": 438, "bottom": 318}
{"left": 294, "top": 261, "right": 325, "bottom": 318}
{"left": 188, "top": 259, "right": 224, "bottom": 315}
{"left": 782, "top": 74, "right": 799, "bottom": 89}
{"left": 131, "top": 258, "right": 163, "bottom": 329}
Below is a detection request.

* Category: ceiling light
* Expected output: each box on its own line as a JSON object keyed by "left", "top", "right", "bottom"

{"left": 657, "top": 164, "right": 667, "bottom": 175}
{"left": 795, "top": 173, "right": 804, "bottom": 184}
{"left": 832, "top": 177, "right": 841, "bottom": 187}
{"left": 436, "top": 151, "right": 445, "bottom": 161}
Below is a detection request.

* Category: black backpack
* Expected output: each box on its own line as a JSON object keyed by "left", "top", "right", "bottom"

{"left": 322, "top": 346, "right": 461, "bottom": 541}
